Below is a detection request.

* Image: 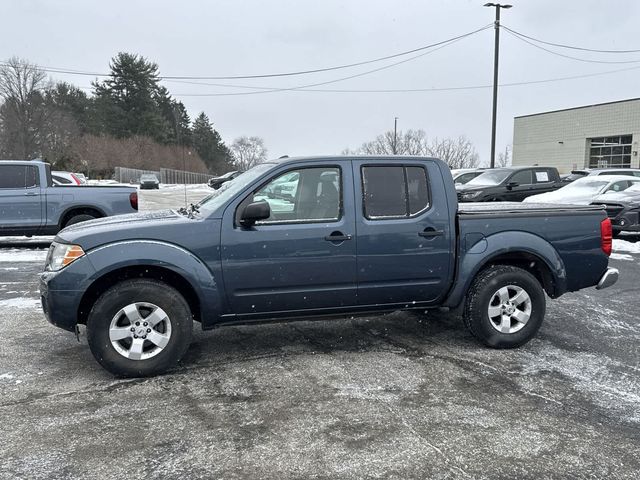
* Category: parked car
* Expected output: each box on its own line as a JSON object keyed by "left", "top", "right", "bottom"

{"left": 561, "top": 168, "right": 640, "bottom": 184}
{"left": 209, "top": 170, "right": 243, "bottom": 189}
{"left": 52, "top": 171, "right": 84, "bottom": 186}
{"left": 0, "top": 160, "right": 138, "bottom": 236}
{"left": 456, "top": 166, "right": 562, "bottom": 202}
{"left": 74, "top": 173, "right": 88, "bottom": 184}
{"left": 451, "top": 168, "right": 485, "bottom": 186}
{"left": 139, "top": 174, "right": 160, "bottom": 189}
{"left": 591, "top": 183, "right": 640, "bottom": 236}
{"left": 524, "top": 175, "right": 640, "bottom": 205}
{"left": 40, "top": 155, "right": 617, "bottom": 377}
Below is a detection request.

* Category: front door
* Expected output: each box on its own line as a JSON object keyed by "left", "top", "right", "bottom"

{"left": 0, "top": 164, "right": 42, "bottom": 232}
{"left": 503, "top": 169, "right": 534, "bottom": 201}
{"left": 221, "top": 162, "right": 357, "bottom": 315}
{"left": 352, "top": 160, "right": 454, "bottom": 306}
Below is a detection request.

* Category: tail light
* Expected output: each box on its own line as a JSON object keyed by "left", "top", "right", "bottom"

{"left": 601, "top": 218, "right": 612, "bottom": 256}
{"left": 130, "top": 192, "right": 138, "bottom": 210}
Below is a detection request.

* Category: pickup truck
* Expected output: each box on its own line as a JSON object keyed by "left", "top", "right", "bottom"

{"left": 456, "top": 166, "right": 562, "bottom": 202}
{"left": 39, "top": 156, "right": 618, "bottom": 377}
{"left": 0, "top": 160, "right": 138, "bottom": 236}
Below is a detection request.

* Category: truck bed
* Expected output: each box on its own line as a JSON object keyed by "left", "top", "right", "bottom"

{"left": 458, "top": 202, "right": 604, "bottom": 216}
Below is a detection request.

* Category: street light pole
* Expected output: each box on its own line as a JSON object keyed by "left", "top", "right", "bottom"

{"left": 393, "top": 117, "right": 398, "bottom": 155}
{"left": 484, "top": 2, "right": 512, "bottom": 168}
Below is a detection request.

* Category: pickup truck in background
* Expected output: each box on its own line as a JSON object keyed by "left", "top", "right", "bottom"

{"left": 456, "top": 166, "right": 562, "bottom": 202}
{"left": 39, "top": 155, "right": 618, "bottom": 377}
{"left": 0, "top": 160, "right": 138, "bottom": 236}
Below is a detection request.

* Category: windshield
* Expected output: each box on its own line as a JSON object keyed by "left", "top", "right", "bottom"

{"left": 466, "top": 169, "right": 511, "bottom": 186}
{"left": 559, "top": 178, "right": 609, "bottom": 193}
{"left": 197, "top": 163, "right": 275, "bottom": 215}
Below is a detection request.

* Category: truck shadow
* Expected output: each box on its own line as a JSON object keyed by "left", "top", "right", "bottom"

{"left": 181, "top": 310, "right": 469, "bottom": 368}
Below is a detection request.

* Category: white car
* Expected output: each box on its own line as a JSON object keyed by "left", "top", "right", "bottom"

{"left": 52, "top": 171, "right": 84, "bottom": 186}
{"left": 524, "top": 175, "right": 640, "bottom": 205}
{"left": 451, "top": 168, "right": 484, "bottom": 186}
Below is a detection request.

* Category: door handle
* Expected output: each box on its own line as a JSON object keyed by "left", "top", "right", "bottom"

{"left": 324, "top": 231, "right": 352, "bottom": 242}
{"left": 419, "top": 229, "right": 444, "bottom": 238}
{"left": 24, "top": 192, "right": 39, "bottom": 196}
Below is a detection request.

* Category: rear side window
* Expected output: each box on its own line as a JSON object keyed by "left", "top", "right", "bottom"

{"left": 362, "top": 165, "right": 430, "bottom": 219}
{"left": 0, "top": 165, "right": 28, "bottom": 188}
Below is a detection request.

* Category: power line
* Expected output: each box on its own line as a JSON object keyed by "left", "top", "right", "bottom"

{"left": 502, "top": 25, "right": 640, "bottom": 54}
{"left": 0, "top": 25, "right": 492, "bottom": 81}
{"left": 171, "top": 64, "right": 640, "bottom": 96}
{"left": 504, "top": 29, "right": 640, "bottom": 64}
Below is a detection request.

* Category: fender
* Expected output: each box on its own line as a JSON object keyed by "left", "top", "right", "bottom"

{"left": 443, "top": 230, "right": 567, "bottom": 308}
{"left": 83, "top": 240, "right": 222, "bottom": 328}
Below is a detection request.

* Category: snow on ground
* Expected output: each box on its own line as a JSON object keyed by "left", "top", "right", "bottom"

{"left": 0, "top": 298, "right": 41, "bottom": 309}
{"left": 610, "top": 253, "right": 634, "bottom": 261}
{"left": 0, "top": 236, "right": 55, "bottom": 244}
{"left": 612, "top": 239, "right": 640, "bottom": 254}
{"left": 138, "top": 184, "right": 213, "bottom": 211}
{"left": 0, "top": 250, "right": 48, "bottom": 263}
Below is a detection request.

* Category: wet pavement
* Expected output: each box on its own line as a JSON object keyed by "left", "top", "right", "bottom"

{"left": 0, "top": 233, "right": 638, "bottom": 479}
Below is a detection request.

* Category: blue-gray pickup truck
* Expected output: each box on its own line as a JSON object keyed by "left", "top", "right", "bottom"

{"left": 0, "top": 160, "right": 138, "bottom": 236}
{"left": 39, "top": 156, "right": 618, "bottom": 377}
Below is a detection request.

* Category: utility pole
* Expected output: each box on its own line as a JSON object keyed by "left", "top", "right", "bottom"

{"left": 393, "top": 117, "right": 398, "bottom": 155}
{"left": 484, "top": 2, "right": 512, "bottom": 168}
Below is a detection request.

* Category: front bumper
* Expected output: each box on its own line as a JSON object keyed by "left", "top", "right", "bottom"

{"left": 39, "top": 273, "right": 85, "bottom": 332}
{"left": 596, "top": 267, "right": 619, "bottom": 290}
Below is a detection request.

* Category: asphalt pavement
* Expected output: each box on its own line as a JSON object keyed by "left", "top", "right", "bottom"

{"left": 0, "top": 210, "right": 638, "bottom": 478}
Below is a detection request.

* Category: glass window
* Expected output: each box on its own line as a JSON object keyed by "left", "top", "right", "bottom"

{"left": 26, "top": 166, "right": 38, "bottom": 188}
{"left": 0, "top": 165, "right": 28, "bottom": 189}
{"left": 248, "top": 167, "right": 341, "bottom": 224}
{"left": 510, "top": 170, "right": 533, "bottom": 185}
{"left": 589, "top": 135, "right": 632, "bottom": 168}
{"left": 362, "top": 165, "right": 430, "bottom": 219}
{"left": 406, "top": 167, "right": 430, "bottom": 215}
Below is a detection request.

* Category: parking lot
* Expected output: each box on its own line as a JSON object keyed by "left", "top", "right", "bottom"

{"left": 0, "top": 190, "right": 639, "bottom": 479}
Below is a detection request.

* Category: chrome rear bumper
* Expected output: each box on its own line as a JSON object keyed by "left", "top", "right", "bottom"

{"left": 596, "top": 267, "right": 619, "bottom": 290}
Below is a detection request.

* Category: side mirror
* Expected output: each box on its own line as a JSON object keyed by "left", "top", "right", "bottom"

{"left": 507, "top": 181, "right": 519, "bottom": 189}
{"left": 240, "top": 200, "right": 270, "bottom": 226}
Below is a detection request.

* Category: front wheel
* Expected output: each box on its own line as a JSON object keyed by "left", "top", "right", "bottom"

{"left": 463, "top": 265, "right": 545, "bottom": 348}
{"left": 86, "top": 279, "right": 193, "bottom": 377}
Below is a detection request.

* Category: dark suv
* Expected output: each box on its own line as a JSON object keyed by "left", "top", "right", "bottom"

{"left": 456, "top": 166, "right": 561, "bottom": 202}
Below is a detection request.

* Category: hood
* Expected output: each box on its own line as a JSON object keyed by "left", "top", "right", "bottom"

{"left": 524, "top": 191, "right": 594, "bottom": 205}
{"left": 55, "top": 210, "right": 218, "bottom": 251}
{"left": 456, "top": 184, "right": 494, "bottom": 193}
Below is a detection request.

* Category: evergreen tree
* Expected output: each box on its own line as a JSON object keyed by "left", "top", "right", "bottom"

{"left": 92, "top": 52, "right": 170, "bottom": 142}
{"left": 191, "top": 112, "right": 232, "bottom": 173}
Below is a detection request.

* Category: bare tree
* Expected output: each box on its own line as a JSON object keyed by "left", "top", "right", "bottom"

{"left": 231, "top": 136, "right": 267, "bottom": 171}
{"left": 0, "top": 57, "right": 50, "bottom": 159}
{"left": 427, "top": 136, "right": 479, "bottom": 169}
{"left": 347, "top": 129, "right": 430, "bottom": 156}
{"left": 495, "top": 145, "right": 511, "bottom": 168}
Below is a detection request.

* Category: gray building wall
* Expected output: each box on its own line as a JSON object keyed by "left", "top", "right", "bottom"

{"left": 512, "top": 98, "right": 640, "bottom": 173}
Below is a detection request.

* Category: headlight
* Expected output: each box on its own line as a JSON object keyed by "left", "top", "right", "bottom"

{"left": 46, "top": 242, "right": 85, "bottom": 271}
{"left": 461, "top": 191, "right": 483, "bottom": 200}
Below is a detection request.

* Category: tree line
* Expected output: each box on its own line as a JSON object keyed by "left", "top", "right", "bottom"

{"left": 0, "top": 54, "right": 268, "bottom": 177}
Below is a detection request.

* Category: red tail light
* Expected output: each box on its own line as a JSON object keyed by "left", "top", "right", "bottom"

{"left": 130, "top": 192, "right": 138, "bottom": 210}
{"left": 601, "top": 218, "right": 612, "bottom": 256}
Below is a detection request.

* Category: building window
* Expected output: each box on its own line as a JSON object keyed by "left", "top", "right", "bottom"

{"left": 588, "top": 135, "right": 632, "bottom": 168}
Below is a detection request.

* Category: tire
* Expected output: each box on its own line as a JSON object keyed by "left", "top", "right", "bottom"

{"left": 64, "top": 214, "right": 96, "bottom": 228}
{"left": 86, "top": 279, "right": 193, "bottom": 377}
{"left": 463, "top": 265, "right": 545, "bottom": 349}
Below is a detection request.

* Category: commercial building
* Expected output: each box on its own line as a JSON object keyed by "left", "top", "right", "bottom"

{"left": 512, "top": 98, "right": 640, "bottom": 173}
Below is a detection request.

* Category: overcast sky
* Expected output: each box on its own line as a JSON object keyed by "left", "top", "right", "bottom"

{"left": 4, "top": 0, "right": 640, "bottom": 163}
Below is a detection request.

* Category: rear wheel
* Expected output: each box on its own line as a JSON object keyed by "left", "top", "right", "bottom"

{"left": 463, "top": 265, "right": 545, "bottom": 348}
{"left": 86, "top": 279, "right": 192, "bottom": 377}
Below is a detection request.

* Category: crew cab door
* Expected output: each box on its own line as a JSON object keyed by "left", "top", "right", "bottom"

{"left": 503, "top": 169, "right": 534, "bottom": 201}
{"left": 0, "top": 164, "right": 42, "bottom": 232}
{"left": 220, "top": 161, "right": 357, "bottom": 314}
{"left": 352, "top": 160, "right": 454, "bottom": 306}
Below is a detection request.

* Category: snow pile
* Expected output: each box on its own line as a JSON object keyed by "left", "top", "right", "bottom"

{"left": 0, "top": 249, "right": 48, "bottom": 263}
{"left": 612, "top": 239, "right": 640, "bottom": 254}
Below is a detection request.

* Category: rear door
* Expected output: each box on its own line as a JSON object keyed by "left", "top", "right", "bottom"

{"left": 352, "top": 160, "right": 454, "bottom": 306}
{"left": 0, "top": 164, "right": 43, "bottom": 231}
{"left": 220, "top": 160, "right": 357, "bottom": 314}
{"left": 532, "top": 168, "right": 560, "bottom": 196}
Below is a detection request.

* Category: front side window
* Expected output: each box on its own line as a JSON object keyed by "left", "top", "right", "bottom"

{"left": 510, "top": 170, "right": 533, "bottom": 185}
{"left": 0, "top": 165, "right": 28, "bottom": 189}
{"left": 244, "top": 167, "right": 341, "bottom": 224}
{"left": 362, "top": 165, "right": 430, "bottom": 219}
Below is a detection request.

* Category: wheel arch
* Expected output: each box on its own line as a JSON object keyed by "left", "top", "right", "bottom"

{"left": 59, "top": 205, "right": 106, "bottom": 229}
{"left": 443, "top": 231, "right": 567, "bottom": 308}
